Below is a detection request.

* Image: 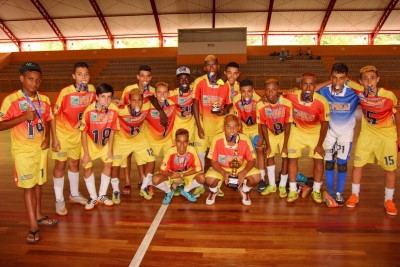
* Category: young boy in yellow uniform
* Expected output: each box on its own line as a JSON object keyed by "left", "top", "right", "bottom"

{"left": 51, "top": 62, "right": 96, "bottom": 215}
{"left": 0, "top": 62, "right": 57, "bottom": 243}
{"left": 79, "top": 83, "right": 119, "bottom": 211}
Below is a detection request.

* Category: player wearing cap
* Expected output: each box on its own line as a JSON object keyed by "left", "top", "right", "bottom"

{"left": 51, "top": 62, "right": 96, "bottom": 215}
{"left": 0, "top": 62, "right": 57, "bottom": 243}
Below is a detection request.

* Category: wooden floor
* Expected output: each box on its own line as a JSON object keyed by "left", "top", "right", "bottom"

{"left": 1, "top": 108, "right": 400, "bottom": 267}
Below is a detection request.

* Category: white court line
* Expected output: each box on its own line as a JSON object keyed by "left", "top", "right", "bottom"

{"left": 129, "top": 203, "right": 169, "bottom": 267}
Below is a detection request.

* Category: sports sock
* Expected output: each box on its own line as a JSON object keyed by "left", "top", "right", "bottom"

{"left": 111, "top": 178, "right": 119, "bottom": 192}
{"left": 260, "top": 169, "right": 265, "bottom": 181}
{"left": 141, "top": 173, "right": 153, "bottom": 190}
{"left": 313, "top": 181, "right": 322, "bottom": 191}
{"left": 336, "top": 170, "right": 347, "bottom": 195}
{"left": 385, "top": 187, "right": 394, "bottom": 201}
{"left": 209, "top": 186, "right": 218, "bottom": 193}
{"left": 99, "top": 173, "right": 111, "bottom": 196}
{"left": 184, "top": 179, "right": 202, "bottom": 192}
{"left": 289, "top": 182, "right": 297, "bottom": 192}
{"left": 84, "top": 173, "right": 97, "bottom": 199}
{"left": 155, "top": 181, "right": 171, "bottom": 193}
{"left": 267, "top": 165, "right": 276, "bottom": 186}
{"left": 352, "top": 183, "right": 360, "bottom": 196}
{"left": 279, "top": 174, "right": 288, "bottom": 188}
{"left": 325, "top": 161, "right": 335, "bottom": 197}
{"left": 242, "top": 183, "right": 252, "bottom": 193}
{"left": 53, "top": 176, "right": 64, "bottom": 202}
{"left": 68, "top": 170, "right": 80, "bottom": 197}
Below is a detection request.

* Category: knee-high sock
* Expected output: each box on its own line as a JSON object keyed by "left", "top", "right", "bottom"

{"left": 279, "top": 174, "right": 288, "bottom": 188}
{"left": 267, "top": 165, "right": 276, "bottom": 186}
{"left": 111, "top": 178, "right": 119, "bottom": 192}
{"left": 99, "top": 173, "right": 111, "bottom": 197}
{"left": 53, "top": 176, "right": 64, "bottom": 202}
{"left": 141, "top": 173, "right": 153, "bottom": 190}
{"left": 336, "top": 159, "right": 347, "bottom": 194}
{"left": 155, "top": 181, "right": 171, "bottom": 193}
{"left": 325, "top": 160, "right": 335, "bottom": 197}
{"left": 84, "top": 173, "right": 97, "bottom": 199}
{"left": 68, "top": 170, "right": 80, "bottom": 196}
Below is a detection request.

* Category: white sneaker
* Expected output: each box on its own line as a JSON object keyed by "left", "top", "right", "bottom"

{"left": 85, "top": 198, "right": 98, "bottom": 211}
{"left": 55, "top": 201, "right": 68, "bottom": 216}
{"left": 240, "top": 190, "right": 251, "bottom": 206}
{"left": 69, "top": 193, "right": 88, "bottom": 205}
{"left": 98, "top": 195, "right": 113, "bottom": 206}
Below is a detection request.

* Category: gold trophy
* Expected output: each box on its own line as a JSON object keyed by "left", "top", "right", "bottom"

{"left": 228, "top": 148, "right": 242, "bottom": 188}
{"left": 211, "top": 101, "right": 220, "bottom": 114}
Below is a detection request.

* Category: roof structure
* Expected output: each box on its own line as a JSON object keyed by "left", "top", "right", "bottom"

{"left": 0, "top": 0, "right": 399, "bottom": 49}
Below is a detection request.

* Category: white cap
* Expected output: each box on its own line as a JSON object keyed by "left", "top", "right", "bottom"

{"left": 176, "top": 66, "right": 190, "bottom": 76}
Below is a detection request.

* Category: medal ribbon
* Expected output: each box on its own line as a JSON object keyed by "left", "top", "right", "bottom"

{"left": 21, "top": 89, "right": 41, "bottom": 121}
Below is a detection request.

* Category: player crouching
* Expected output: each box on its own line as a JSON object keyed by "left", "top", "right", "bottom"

{"left": 205, "top": 115, "right": 261, "bottom": 206}
{"left": 152, "top": 129, "right": 205, "bottom": 204}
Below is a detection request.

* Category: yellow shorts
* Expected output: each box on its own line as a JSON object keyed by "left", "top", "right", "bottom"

{"left": 172, "top": 115, "right": 197, "bottom": 146}
{"left": 267, "top": 134, "right": 287, "bottom": 158}
{"left": 195, "top": 115, "right": 224, "bottom": 153}
{"left": 51, "top": 130, "right": 81, "bottom": 161}
{"left": 14, "top": 149, "right": 48, "bottom": 188}
{"left": 287, "top": 128, "right": 323, "bottom": 159}
{"left": 205, "top": 166, "right": 260, "bottom": 181}
{"left": 353, "top": 134, "right": 398, "bottom": 171}
{"left": 242, "top": 124, "right": 258, "bottom": 143}
{"left": 147, "top": 134, "right": 173, "bottom": 157}
{"left": 157, "top": 172, "right": 199, "bottom": 188}
{"left": 112, "top": 133, "right": 155, "bottom": 167}
{"left": 81, "top": 139, "right": 112, "bottom": 169}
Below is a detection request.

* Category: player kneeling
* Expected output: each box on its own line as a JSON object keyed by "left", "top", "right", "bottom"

{"left": 110, "top": 88, "right": 155, "bottom": 204}
{"left": 152, "top": 129, "right": 206, "bottom": 204}
{"left": 79, "top": 83, "right": 119, "bottom": 211}
{"left": 205, "top": 115, "right": 261, "bottom": 206}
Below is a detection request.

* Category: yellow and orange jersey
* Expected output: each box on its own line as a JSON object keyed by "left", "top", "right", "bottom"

{"left": 347, "top": 80, "right": 398, "bottom": 140}
{"left": 145, "top": 99, "right": 176, "bottom": 140}
{"left": 116, "top": 102, "right": 151, "bottom": 139}
{"left": 227, "top": 81, "right": 240, "bottom": 102}
{"left": 285, "top": 90, "right": 330, "bottom": 135}
{"left": 208, "top": 132, "right": 256, "bottom": 168}
{"left": 233, "top": 92, "right": 261, "bottom": 127}
{"left": 121, "top": 84, "right": 155, "bottom": 105}
{"left": 170, "top": 86, "right": 194, "bottom": 119}
{"left": 256, "top": 96, "right": 293, "bottom": 136}
{"left": 53, "top": 84, "right": 96, "bottom": 136}
{"left": 0, "top": 90, "right": 53, "bottom": 149}
{"left": 160, "top": 145, "right": 202, "bottom": 173}
{"left": 79, "top": 102, "right": 119, "bottom": 147}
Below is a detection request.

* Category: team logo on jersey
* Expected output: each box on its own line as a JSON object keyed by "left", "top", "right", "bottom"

{"left": 265, "top": 108, "right": 272, "bottom": 115}
{"left": 20, "top": 174, "right": 33, "bottom": 180}
{"left": 151, "top": 110, "right": 159, "bottom": 117}
{"left": 19, "top": 101, "right": 28, "bottom": 111}
{"left": 218, "top": 155, "right": 226, "bottom": 163}
{"left": 123, "top": 117, "right": 132, "bottom": 122}
{"left": 202, "top": 96, "right": 208, "bottom": 103}
{"left": 90, "top": 112, "right": 97, "bottom": 121}
{"left": 174, "top": 156, "right": 180, "bottom": 164}
{"left": 70, "top": 96, "right": 79, "bottom": 105}
{"left": 0, "top": 112, "right": 4, "bottom": 117}
{"left": 178, "top": 98, "right": 185, "bottom": 105}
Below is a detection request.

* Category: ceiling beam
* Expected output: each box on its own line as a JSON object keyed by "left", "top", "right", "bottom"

{"left": 212, "top": 0, "right": 216, "bottom": 28}
{"left": 369, "top": 0, "right": 399, "bottom": 45}
{"left": 30, "top": 0, "right": 67, "bottom": 50}
{"left": 0, "top": 19, "right": 21, "bottom": 51}
{"left": 149, "top": 0, "right": 163, "bottom": 47}
{"left": 89, "top": 0, "right": 115, "bottom": 49}
{"left": 317, "top": 0, "right": 336, "bottom": 45}
{"left": 264, "top": 0, "right": 274, "bottom": 45}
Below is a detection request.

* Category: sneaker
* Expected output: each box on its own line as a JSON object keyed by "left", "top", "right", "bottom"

{"left": 240, "top": 190, "right": 251, "bottom": 206}
{"left": 85, "top": 198, "right": 98, "bottom": 211}
{"left": 112, "top": 191, "right": 121, "bottom": 204}
{"left": 311, "top": 190, "right": 322, "bottom": 203}
{"left": 121, "top": 186, "right": 131, "bottom": 195}
{"left": 346, "top": 194, "right": 359, "bottom": 208}
{"left": 206, "top": 191, "right": 218, "bottom": 205}
{"left": 279, "top": 186, "right": 287, "bottom": 198}
{"left": 301, "top": 186, "right": 312, "bottom": 198}
{"left": 98, "top": 195, "right": 114, "bottom": 206}
{"left": 257, "top": 180, "right": 267, "bottom": 193}
{"left": 162, "top": 191, "right": 174, "bottom": 205}
{"left": 147, "top": 185, "right": 154, "bottom": 196}
{"left": 218, "top": 188, "right": 224, "bottom": 197}
{"left": 261, "top": 185, "right": 277, "bottom": 196}
{"left": 335, "top": 192, "right": 345, "bottom": 206}
{"left": 384, "top": 200, "right": 398, "bottom": 216}
{"left": 323, "top": 191, "right": 338, "bottom": 208}
{"left": 287, "top": 191, "right": 299, "bottom": 202}
{"left": 69, "top": 193, "right": 88, "bottom": 205}
{"left": 140, "top": 188, "right": 153, "bottom": 200}
{"left": 181, "top": 190, "right": 197, "bottom": 202}
{"left": 192, "top": 186, "right": 205, "bottom": 198}
{"left": 174, "top": 184, "right": 183, "bottom": 196}
{"left": 55, "top": 201, "right": 68, "bottom": 216}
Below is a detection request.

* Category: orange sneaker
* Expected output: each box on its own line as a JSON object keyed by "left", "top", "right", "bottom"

{"left": 384, "top": 200, "right": 398, "bottom": 216}
{"left": 323, "top": 191, "right": 338, "bottom": 208}
{"left": 346, "top": 194, "right": 359, "bottom": 208}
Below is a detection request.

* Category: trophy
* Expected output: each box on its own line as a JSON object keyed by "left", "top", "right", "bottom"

{"left": 211, "top": 101, "right": 220, "bottom": 114}
{"left": 228, "top": 148, "right": 242, "bottom": 188}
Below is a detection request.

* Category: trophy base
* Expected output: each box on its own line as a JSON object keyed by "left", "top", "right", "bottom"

{"left": 211, "top": 109, "right": 220, "bottom": 114}
{"left": 227, "top": 177, "right": 238, "bottom": 188}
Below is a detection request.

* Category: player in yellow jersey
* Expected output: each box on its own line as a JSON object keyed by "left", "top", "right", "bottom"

{"left": 152, "top": 129, "right": 205, "bottom": 204}
{"left": 0, "top": 62, "right": 57, "bottom": 243}
{"left": 345, "top": 66, "right": 400, "bottom": 216}
{"left": 51, "top": 62, "right": 96, "bottom": 216}
{"left": 79, "top": 83, "right": 120, "bottom": 211}
{"left": 110, "top": 88, "right": 155, "bottom": 204}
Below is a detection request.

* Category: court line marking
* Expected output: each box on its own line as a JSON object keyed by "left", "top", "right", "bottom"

{"left": 129, "top": 203, "right": 169, "bottom": 267}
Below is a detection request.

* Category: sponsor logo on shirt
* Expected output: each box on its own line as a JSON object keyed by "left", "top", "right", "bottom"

{"left": 70, "top": 96, "right": 79, "bottom": 105}
{"left": 90, "top": 112, "right": 97, "bottom": 121}
{"left": 218, "top": 155, "right": 226, "bottom": 163}
{"left": 151, "top": 110, "right": 159, "bottom": 117}
{"left": 19, "top": 100, "right": 28, "bottom": 111}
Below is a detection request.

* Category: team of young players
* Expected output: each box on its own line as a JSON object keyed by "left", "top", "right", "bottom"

{"left": 1, "top": 56, "right": 399, "bottom": 243}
